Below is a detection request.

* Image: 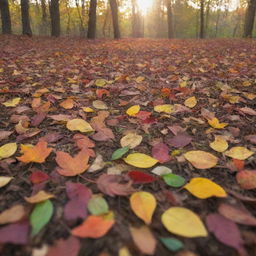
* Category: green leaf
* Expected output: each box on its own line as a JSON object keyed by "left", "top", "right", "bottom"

{"left": 159, "top": 237, "right": 184, "bottom": 252}
{"left": 162, "top": 173, "right": 185, "bottom": 188}
{"left": 111, "top": 146, "right": 129, "bottom": 161}
{"left": 87, "top": 195, "right": 109, "bottom": 216}
{"left": 30, "top": 200, "right": 53, "bottom": 236}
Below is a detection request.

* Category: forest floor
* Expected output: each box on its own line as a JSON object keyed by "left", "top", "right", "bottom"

{"left": 0, "top": 36, "right": 256, "bottom": 256}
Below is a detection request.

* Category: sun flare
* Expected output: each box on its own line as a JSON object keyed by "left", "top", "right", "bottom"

{"left": 137, "top": 0, "right": 154, "bottom": 15}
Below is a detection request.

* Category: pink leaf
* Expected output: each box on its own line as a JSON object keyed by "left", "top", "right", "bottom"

{"left": 151, "top": 143, "right": 171, "bottom": 163}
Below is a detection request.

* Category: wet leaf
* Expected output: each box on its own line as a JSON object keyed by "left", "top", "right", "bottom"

{"left": 184, "top": 150, "right": 218, "bottom": 169}
{"left": 30, "top": 200, "right": 54, "bottom": 236}
{"left": 162, "top": 207, "right": 208, "bottom": 238}
{"left": 184, "top": 177, "right": 227, "bottom": 199}
{"left": 130, "top": 191, "right": 156, "bottom": 224}
{"left": 123, "top": 153, "right": 158, "bottom": 168}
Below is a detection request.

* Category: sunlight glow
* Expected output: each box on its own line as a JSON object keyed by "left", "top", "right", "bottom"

{"left": 137, "top": 0, "right": 154, "bottom": 15}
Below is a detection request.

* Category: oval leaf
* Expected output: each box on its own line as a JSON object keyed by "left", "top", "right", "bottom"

{"left": 124, "top": 153, "right": 158, "bottom": 168}
{"left": 224, "top": 147, "right": 254, "bottom": 160}
{"left": 66, "top": 119, "right": 94, "bottom": 133}
{"left": 163, "top": 173, "right": 186, "bottom": 188}
{"left": 0, "top": 143, "right": 17, "bottom": 159}
{"left": 111, "top": 147, "right": 129, "bottom": 161}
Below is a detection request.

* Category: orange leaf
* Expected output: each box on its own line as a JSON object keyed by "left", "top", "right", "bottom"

{"left": 59, "top": 98, "right": 74, "bottom": 109}
{"left": 71, "top": 215, "right": 114, "bottom": 238}
{"left": 17, "top": 141, "right": 52, "bottom": 163}
{"left": 55, "top": 150, "right": 90, "bottom": 176}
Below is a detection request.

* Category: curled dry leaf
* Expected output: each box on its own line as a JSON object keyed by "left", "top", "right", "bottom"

{"left": 184, "top": 150, "right": 218, "bottom": 169}
{"left": 55, "top": 150, "right": 90, "bottom": 176}
{"left": 71, "top": 214, "right": 114, "bottom": 238}
{"left": 0, "top": 205, "right": 26, "bottom": 225}
{"left": 120, "top": 133, "right": 142, "bottom": 149}
{"left": 130, "top": 191, "right": 156, "bottom": 224}
{"left": 17, "top": 140, "right": 52, "bottom": 163}
{"left": 97, "top": 174, "right": 135, "bottom": 197}
{"left": 130, "top": 226, "right": 156, "bottom": 255}
{"left": 88, "top": 154, "right": 106, "bottom": 172}
{"left": 25, "top": 190, "right": 55, "bottom": 204}
{"left": 162, "top": 207, "right": 208, "bottom": 238}
{"left": 123, "top": 153, "right": 158, "bottom": 168}
{"left": 184, "top": 177, "right": 227, "bottom": 199}
{"left": 224, "top": 146, "right": 254, "bottom": 160}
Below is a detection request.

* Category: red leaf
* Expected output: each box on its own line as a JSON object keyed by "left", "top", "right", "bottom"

{"left": 96, "top": 89, "right": 110, "bottom": 99}
{"left": 128, "top": 171, "right": 157, "bottom": 184}
{"left": 30, "top": 171, "right": 50, "bottom": 184}
{"left": 166, "top": 133, "right": 192, "bottom": 148}
{"left": 64, "top": 199, "right": 88, "bottom": 221}
{"left": 66, "top": 182, "right": 92, "bottom": 202}
{"left": 135, "top": 111, "right": 151, "bottom": 120}
{"left": 236, "top": 170, "right": 256, "bottom": 190}
{"left": 46, "top": 236, "right": 80, "bottom": 256}
{"left": 151, "top": 143, "right": 171, "bottom": 163}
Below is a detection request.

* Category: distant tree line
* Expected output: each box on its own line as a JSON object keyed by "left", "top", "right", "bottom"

{"left": 0, "top": 0, "right": 255, "bottom": 38}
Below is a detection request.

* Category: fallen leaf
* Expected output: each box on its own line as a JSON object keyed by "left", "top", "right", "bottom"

{"left": 120, "top": 133, "right": 142, "bottom": 149}
{"left": 208, "top": 117, "right": 228, "bottom": 129}
{"left": 25, "top": 190, "right": 55, "bottom": 203}
{"left": 95, "top": 79, "right": 107, "bottom": 87}
{"left": 130, "top": 226, "right": 156, "bottom": 255}
{"left": 0, "top": 131, "right": 13, "bottom": 141}
{"left": 239, "top": 107, "right": 256, "bottom": 116}
{"left": 184, "top": 96, "right": 197, "bottom": 108}
{"left": 152, "top": 142, "right": 171, "bottom": 163}
{"left": 154, "top": 104, "right": 174, "bottom": 114}
{"left": 46, "top": 236, "right": 80, "bottom": 256}
{"left": 209, "top": 135, "right": 229, "bottom": 152}
{"left": 130, "top": 191, "right": 156, "bottom": 224}
{"left": 0, "top": 176, "right": 13, "bottom": 188}
{"left": 30, "top": 171, "right": 50, "bottom": 184}
{"left": 71, "top": 214, "right": 114, "bottom": 238}
{"left": 159, "top": 237, "right": 184, "bottom": 252}
{"left": 184, "top": 177, "right": 227, "bottom": 199}
{"left": 224, "top": 146, "right": 254, "bottom": 160}
{"left": 162, "top": 207, "right": 208, "bottom": 238}
{"left": 93, "top": 100, "right": 108, "bottom": 110}
{"left": 206, "top": 213, "right": 244, "bottom": 252}
{"left": 151, "top": 166, "right": 172, "bottom": 176}
{"left": 218, "top": 203, "right": 256, "bottom": 226}
{"left": 2, "top": 97, "right": 21, "bottom": 107}
{"left": 55, "top": 150, "right": 90, "bottom": 176}
{"left": 128, "top": 171, "right": 156, "bottom": 184}
{"left": 111, "top": 147, "right": 129, "bottom": 160}
{"left": 166, "top": 133, "right": 192, "bottom": 148}
{"left": 30, "top": 200, "right": 54, "bottom": 236}
{"left": 123, "top": 153, "right": 158, "bottom": 168}
{"left": 97, "top": 174, "right": 135, "bottom": 197}
{"left": 0, "top": 205, "right": 26, "bottom": 225}
{"left": 60, "top": 98, "right": 74, "bottom": 109}
{"left": 184, "top": 150, "right": 218, "bottom": 169}
{"left": 66, "top": 119, "right": 94, "bottom": 133}
{"left": 0, "top": 142, "right": 17, "bottom": 159}
{"left": 163, "top": 173, "right": 186, "bottom": 188}
{"left": 17, "top": 141, "right": 52, "bottom": 163}
{"left": 126, "top": 105, "right": 140, "bottom": 116}
{"left": 236, "top": 170, "right": 256, "bottom": 190}
{"left": 88, "top": 195, "right": 109, "bottom": 216}
{"left": 88, "top": 154, "right": 105, "bottom": 172}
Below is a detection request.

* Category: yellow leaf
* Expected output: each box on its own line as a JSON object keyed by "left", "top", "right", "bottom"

{"left": 184, "top": 177, "right": 227, "bottom": 199}
{"left": 242, "top": 80, "right": 251, "bottom": 87}
{"left": 66, "top": 119, "right": 94, "bottom": 133}
{"left": 208, "top": 117, "right": 228, "bottom": 129}
{"left": 154, "top": 104, "right": 174, "bottom": 114}
{"left": 95, "top": 79, "right": 107, "bottom": 87}
{"left": 0, "top": 143, "right": 17, "bottom": 159}
{"left": 25, "top": 190, "right": 55, "bottom": 203}
{"left": 135, "top": 76, "right": 145, "bottom": 83}
{"left": 119, "top": 247, "right": 131, "bottom": 256}
{"left": 2, "top": 98, "right": 21, "bottom": 107}
{"left": 209, "top": 135, "right": 228, "bottom": 152}
{"left": 184, "top": 150, "right": 218, "bottom": 169}
{"left": 243, "top": 93, "right": 256, "bottom": 100}
{"left": 161, "top": 207, "right": 208, "bottom": 238}
{"left": 179, "top": 81, "right": 187, "bottom": 87}
{"left": 123, "top": 153, "right": 158, "bottom": 168}
{"left": 126, "top": 105, "right": 140, "bottom": 116}
{"left": 130, "top": 191, "right": 156, "bottom": 224}
{"left": 82, "top": 107, "right": 95, "bottom": 113}
{"left": 224, "top": 147, "right": 254, "bottom": 160}
{"left": 93, "top": 100, "right": 108, "bottom": 110}
{"left": 120, "top": 133, "right": 142, "bottom": 149}
{"left": 0, "top": 176, "right": 13, "bottom": 188}
{"left": 184, "top": 96, "right": 197, "bottom": 108}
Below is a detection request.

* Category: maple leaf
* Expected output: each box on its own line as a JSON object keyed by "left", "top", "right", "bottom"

{"left": 17, "top": 141, "right": 52, "bottom": 163}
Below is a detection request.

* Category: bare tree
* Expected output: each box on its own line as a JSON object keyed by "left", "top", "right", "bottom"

{"left": 109, "top": 0, "right": 120, "bottom": 39}
{"left": 166, "top": 0, "right": 174, "bottom": 38}
{"left": 0, "top": 0, "right": 12, "bottom": 34}
{"left": 243, "top": 0, "right": 256, "bottom": 37}
{"left": 49, "top": 0, "right": 60, "bottom": 37}
{"left": 87, "top": 0, "right": 97, "bottom": 39}
{"left": 21, "top": 0, "right": 32, "bottom": 36}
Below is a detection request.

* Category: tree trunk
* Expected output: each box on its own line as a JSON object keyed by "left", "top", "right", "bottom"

{"left": 131, "top": 0, "right": 143, "bottom": 37}
{"left": 205, "top": 0, "right": 210, "bottom": 37}
{"left": 199, "top": 0, "right": 205, "bottom": 38}
{"left": 49, "top": 0, "right": 60, "bottom": 37}
{"left": 166, "top": 0, "right": 174, "bottom": 38}
{"left": 0, "top": 0, "right": 12, "bottom": 34}
{"left": 40, "top": 0, "right": 48, "bottom": 35}
{"left": 109, "top": 0, "right": 120, "bottom": 39}
{"left": 87, "top": 0, "right": 97, "bottom": 39}
{"left": 21, "top": 0, "right": 32, "bottom": 36}
{"left": 243, "top": 0, "right": 256, "bottom": 38}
